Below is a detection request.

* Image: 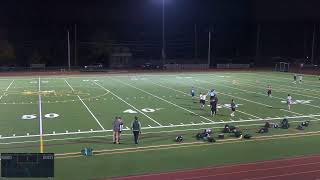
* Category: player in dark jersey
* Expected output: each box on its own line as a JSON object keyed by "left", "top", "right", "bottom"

{"left": 293, "top": 74, "right": 297, "bottom": 83}
{"left": 210, "top": 99, "right": 217, "bottom": 116}
{"left": 267, "top": 85, "right": 272, "bottom": 97}
{"left": 191, "top": 87, "right": 195, "bottom": 99}
{"left": 230, "top": 99, "right": 236, "bottom": 117}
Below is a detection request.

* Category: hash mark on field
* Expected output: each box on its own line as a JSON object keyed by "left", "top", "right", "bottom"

{"left": 220, "top": 120, "right": 224, "bottom": 122}
{"left": 148, "top": 125, "right": 152, "bottom": 127}
{"left": 180, "top": 123, "right": 184, "bottom": 125}
{"left": 170, "top": 123, "right": 174, "bottom": 126}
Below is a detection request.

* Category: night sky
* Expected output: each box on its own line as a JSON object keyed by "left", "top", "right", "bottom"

{"left": 1, "top": 0, "right": 320, "bottom": 66}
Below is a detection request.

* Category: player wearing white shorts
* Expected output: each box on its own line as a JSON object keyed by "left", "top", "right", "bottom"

{"left": 299, "top": 75, "right": 303, "bottom": 83}
{"left": 199, "top": 93, "right": 206, "bottom": 109}
{"left": 287, "top": 94, "right": 292, "bottom": 110}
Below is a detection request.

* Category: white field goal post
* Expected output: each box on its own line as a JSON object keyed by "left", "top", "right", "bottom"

{"left": 274, "top": 62, "right": 290, "bottom": 72}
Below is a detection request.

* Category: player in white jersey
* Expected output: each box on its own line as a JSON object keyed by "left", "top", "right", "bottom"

{"left": 287, "top": 94, "right": 292, "bottom": 110}
{"left": 299, "top": 75, "right": 303, "bottom": 83}
{"left": 199, "top": 93, "right": 206, "bottom": 109}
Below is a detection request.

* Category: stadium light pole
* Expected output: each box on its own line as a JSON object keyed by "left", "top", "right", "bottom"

{"left": 161, "top": 0, "right": 166, "bottom": 66}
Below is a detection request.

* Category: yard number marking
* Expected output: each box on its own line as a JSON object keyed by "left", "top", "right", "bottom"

{"left": 123, "top": 108, "right": 157, "bottom": 114}
{"left": 22, "top": 113, "right": 59, "bottom": 120}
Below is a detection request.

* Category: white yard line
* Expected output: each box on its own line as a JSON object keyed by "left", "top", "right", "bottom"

{"left": 280, "top": 109, "right": 320, "bottom": 121}
{"left": 5, "top": 80, "right": 14, "bottom": 91}
{"left": 1, "top": 114, "right": 320, "bottom": 140}
{"left": 92, "top": 81, "right": 163, "bottom": 126}
{"left": 64, "top": 79, "right": 106, "bottom": 130}
{"left": 38, "top": 77, "right": 44, "bottom": 138}
{"left": 0, "top": 80, "right": 14, "bottom": 101}
{"left": 150, "top": 80, "right": 261, "bottom": 119}
{"left": 206, "top": 76, "right": 320, "bottom": 110}
{"left": 111, "top": 78, "right": 214, "bottom": 123}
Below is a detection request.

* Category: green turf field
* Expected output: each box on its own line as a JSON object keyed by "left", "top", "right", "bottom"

{"left": 0, "top": 71, "right": 320, "bottom": 179}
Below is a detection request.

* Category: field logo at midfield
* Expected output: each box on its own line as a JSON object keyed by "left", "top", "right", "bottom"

{"left": 22, "top": 113, "right": 59, "bottom": 120}
{"left": 281, "top": 100, "right": 312, "bottom": 104}
{"left": 123, "top": 108, "right": 161, "bottom": 114}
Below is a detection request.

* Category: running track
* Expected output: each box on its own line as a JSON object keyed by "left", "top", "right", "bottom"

{"left": 108, "top": 155, "right": 320, "bottom": 180}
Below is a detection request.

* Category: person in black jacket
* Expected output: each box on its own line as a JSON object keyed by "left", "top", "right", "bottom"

{"left": 131, "top": 116, "right": 141, "bottom": 144}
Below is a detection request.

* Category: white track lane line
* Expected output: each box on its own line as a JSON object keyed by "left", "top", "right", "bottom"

{"left": 64, "top": 79, "right": 105, "bottom": 130}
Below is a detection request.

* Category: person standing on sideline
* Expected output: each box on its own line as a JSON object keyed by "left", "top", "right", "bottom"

{"left": 131, "top": 116, "right": 141, "bottom": 144}
{"left": 112, "top": 117, "right": 121, "bottom": 144}
{"left": 230, "top": 99, "right": 236, "bottom": 117}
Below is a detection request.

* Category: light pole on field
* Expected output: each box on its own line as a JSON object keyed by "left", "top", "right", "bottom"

{"left": 161, "top": 0, "right": 166, "bottom": 66}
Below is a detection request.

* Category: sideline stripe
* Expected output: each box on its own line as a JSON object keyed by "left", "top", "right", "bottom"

{"left": 64, "top": 79, "right": 106, "bottom": 130}
{"left": 93, "top": 81, "right": 163, "bottom": 126}
{"left": 1, "top": 114, "right": 320, "bottom": 140}
{"left": 38, "top": 77, "right": 44, "bottom": 153}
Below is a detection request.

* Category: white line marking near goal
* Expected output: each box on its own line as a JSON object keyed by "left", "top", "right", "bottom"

{"left": 93, "top": 81, "right": 163, "bottom": 126}
{"left": 148, "top": 125, "right": 152, "bottom": 127}
{"left": 64, "top": 79, "right": 105, "bottom": 130}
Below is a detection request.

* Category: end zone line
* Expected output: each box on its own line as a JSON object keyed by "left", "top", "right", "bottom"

{"left": 64, "top": 79, "right": 105, "bottom": 130}
{"left": 112, "top": 78, "right": 214, "bottom": 123}
{"left": 92, "top": 81, "right": 163, "bottom": 126}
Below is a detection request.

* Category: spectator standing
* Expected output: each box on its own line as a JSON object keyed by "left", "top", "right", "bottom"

{"left": 112, "top": 117, "right": 121, "bottom": 144}
{"left": 131, "top": 116, "right": 141, "bottom": 144}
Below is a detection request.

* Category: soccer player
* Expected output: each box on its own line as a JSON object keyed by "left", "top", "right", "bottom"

{"left": 293, "top": 74, "right": 297, "bottom": 83}
{"left": 299, "top": 74, "right": 303, "bottom": 83}
{"left": 287, "top": 94, "right": 292, "bottom": 110}
{"left": 199, "top": 93, "right": 206, "bottom": 109}
{"left": 230, "top": 99, "right": 236, "bottom": 117}
{"left": 210, "top": 99, "right": 217, "bottom": 116}
{"left": 208, "top": 89, "right": 216, "bottom": 100}
{"left": 191, "top": 87, "right": 195, "bottom": 99}
{"left": 267, "top": 85, "right": 272, "bottom": 97}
